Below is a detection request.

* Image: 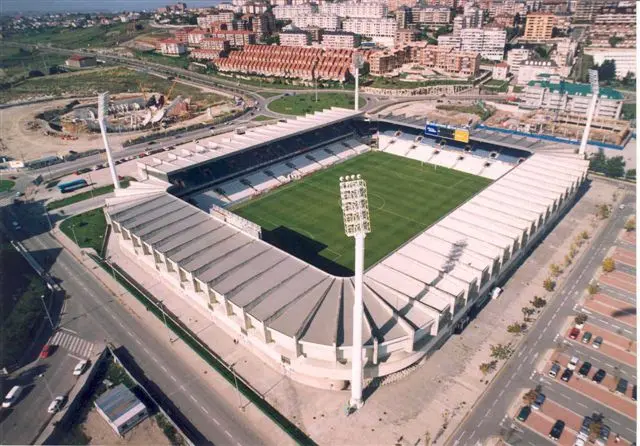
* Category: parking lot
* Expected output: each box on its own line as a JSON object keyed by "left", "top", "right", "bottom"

{"left": 512, "top": 222, "right": 636, "bottom": 446}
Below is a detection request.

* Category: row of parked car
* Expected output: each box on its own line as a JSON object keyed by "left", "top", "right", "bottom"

{"left": 548, "top": 356, "right": 637, "bottom": 397}
{"left": 568, "top": 327, "right": 603, "bottom": 349}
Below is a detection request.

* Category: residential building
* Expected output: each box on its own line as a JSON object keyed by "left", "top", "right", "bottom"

{"left": 273, "top": 4, "right": 316, "bottom": 19}
{"left": 322, "top": 31, "right": 360, "bottom": 49}
{"left": 291, "top": 14, "right": 340, "bottom": 31}
{"left": 242, "top": 2, "right": 269, "bottom": 14}
{"left": 516, "top": 60, "right": 570, "bottom": 85}
{"left": 506, "top": 47, "right": 531, "bottom": 75}
{"left": 279, "top": 30, "right": 311, "bottom": 46}
{"left": 584, "top": 47, "right": 636, "bottom": 79}
{"left": 457, "top": 28, "right": 506, "bottom": 61}
{"left": 396, "top": 28, "right": 419, "bottom": 46}
{"left": 412, "top": 6, "right": 452, "bottom": 25}
{"left": 250, "top": 12, "right": 276, "bottom": 37}
{"left": 174, "top": 27, "right": 190, "bottom": 43}
{"left": 462, "top": 3, "right": 484, "bottom": 28}
{"left": 187, "top": 29, "right": 209, "bottom": 45}
{"left": 388, "top": 0, "right": 419, "bottom": 11}
{"left": 552, "top": 37, "right": 577, "bottom": 67}
{"left": 395, "top": 6, "right": 413, "bottom": 28}
{"left": 201, "top": 37, "right": 231, "bottom": 52}
{"left": 65, "top": 54, "right": 97, "bottom": 68}
{"left": 94, "top": 384, "right": 149, "bottom": 436}
{"left": 305, "top": 26, "right": 324, "bottom": 42}
{"left": 209, "top": 30, "right": 257, "bottom": 47}
{"left": 523, "top": 12, "right": 555, "bottom": 41}
{"left": 190, "top": 48, "right": 226, "bottom": 60}
{"left": 319, "top": 2, "right": 388, "bottom": 18}
{"left": 420, "top": 47, "right": 480, "bottom": 77}
{"left": 197, "top": 12, "right": 235, "bottom": 28}
{"left": 369, "top": 48, "right": 408, "bottom": 75}
{"left": 159, "top": 39, "right": 187, "bottom": 55}
{"left": 438, "top": 34, "right": 462, "bottom": 50}
{"left": 493, "top": 61, "right": 509, "bottom": 80}
{"left": 342, "top": 17, "right": 398, "bottom": 38}
{"left": 521, "top": 79, "right": 623, "bottom": 119}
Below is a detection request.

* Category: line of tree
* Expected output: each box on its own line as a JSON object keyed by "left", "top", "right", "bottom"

{"left": 588, "top": 149, "right": 633, "bottom": 179}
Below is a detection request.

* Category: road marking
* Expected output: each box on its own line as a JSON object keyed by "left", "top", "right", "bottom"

{"left": 469, "top": 429, "right": 476, "bottom": 439}
{"left": 161, "top": 365, "right": 168, "bottom": 372}
{"left": 577, "top": 402, "right": 588, "bottom": 409}
{"left": 59, "top": 327, "right": 78, "bottom": 334}
{"left": 67, "top": 352, "right": 84, "bottom": 361}
{"left": 127, "top": 330, "right": 133, "bottom": 336}
{"left": 611, "top": 324, "right": 620, "bottom": 329}
{"left": 225, "top": 430, "right": 233, "bottom": 438}
{"left": 135, "top": 339, "right": 142, "bottom": 345}
{"left": 605, "top": 362, "right": 614, "bottom": 368}
{"left": 498, "top": 390, "right": 504, "bottom": 397}
{"left": 170, "top": 375, "right": 177, "bottom": 382}
{"left": 201, "top": 406, "right": 209, "bottom": 414}
{"left": 152, "top": 357, "right": 159, "bottom": 363}
{"left": 213, "top": 418, "right": 220, "bottom": 425}
{"left": 144, "top": 348, "right": 151, "bottom": 355}
{"left": 190, "top": 395, "right": 197, "bottom": 403}
{"left": 558, "top": 392, "right": 570, "bottom": 399}
{"left": 609, "top": 419, "right": 620, "bottom": 426}
{"left": 582, "top": 309, "right": 592, "bottom": 315}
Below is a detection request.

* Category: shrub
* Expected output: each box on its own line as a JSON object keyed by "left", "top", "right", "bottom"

{"left": 596, "top": 204, "right": 611, "bottom": 219}
{"left": 624, "top": 216, "right": 635, "bottom": 232}
{"left": 587, "top": 281, "right": 599, "bottom": 295}
{"left": 543, "top": 278, "right": 556, "bottom": 291}
{"left": 564, "top": 255, "right": 572, "bottom": 267}
{"left": 522, "top": 307, "right": 535, "bottom": 321}
{"left": 479, "top": 360, "right": 498, "bottom": 375}
{"left": 602, "top": 257, "right": 615, "bottom": 272}
{"left": 530, "top": 296, "right": 547, "bottom": 308}
{"left": 580, "top": 230, "right": 589, "bottom": 240}
{"left": 523, "top": 388, "right": 538, "bottom": 405}
{"left": 549, "top": 263, "right": 562, "bottom": 277}
{"left": 575, "top": 313, "right": 588, "bottom": 325}
{"left": 507, "top": 323, "right": 523, "bottom": 334}
{"left": 490, "top": 343, "right": 514, "bottom": 360}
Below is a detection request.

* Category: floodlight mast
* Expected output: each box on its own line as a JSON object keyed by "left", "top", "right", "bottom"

{"left": 339, "top": 174, "right": 371, "bottom": 410}
{"left": 98, "top": 92, "right": 121, "bottom": 190}
{"left": 578, "top": 69, "right": 599, "bottom": 156}
{"left": 352, "top": 53, "right": 364, "bottom": 112}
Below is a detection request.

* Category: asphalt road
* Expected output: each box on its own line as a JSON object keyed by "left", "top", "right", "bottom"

{"left": 0, "top": 199, "right": 267, "bottom": 445}
{"left": 448, "top": 185, "right": 636, "bottom": 446}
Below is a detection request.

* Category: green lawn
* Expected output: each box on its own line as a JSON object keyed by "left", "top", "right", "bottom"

{"left": 268, "top": 93, "right": 365, "bottom": 116}
{"left": 60, "top": 208, "right": 108, "bottom": 254}
{"left": 231, "top": 151, "right": 491, "bottom": 275}
{"left": 0, "top": 179, "right": 15, "bottom": 192}
{"left": 367, "top": 76, "right": 471, "bottom": 90}
{"left": 0, "top": 46, "right": 67, "bottom": 80}
{"left": 252, "top": 115, "right": 274, "bottom": 122}
{"left": 47, "top": 178, "right": 133, "bottom": 211}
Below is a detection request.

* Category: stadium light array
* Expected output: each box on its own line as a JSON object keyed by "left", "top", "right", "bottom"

{"left": 98, "top": 92, "right": 121, "bottom": 190}
{"left": 339, "top": 174, "right": 371, "bottom": 410}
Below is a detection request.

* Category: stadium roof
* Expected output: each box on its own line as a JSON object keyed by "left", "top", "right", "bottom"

{"left": 107, "top": 152, "right": 588, "bottom": 349}
{"left": 526, "top": 80, "right": 624, "bottom": 100}
{"left": 138, "top": 107, "right": 363, "bottom": 175}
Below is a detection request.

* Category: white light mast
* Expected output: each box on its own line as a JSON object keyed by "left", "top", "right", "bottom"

{"left": 98, "top": 92, "right": 121, "bottom": 190}
{"left": 352, "top": 53, "right": 364, "bottom": 112}
{"left": 578, "top": 69, "right": 599, "bottom": 156}
{"left": 339, "top": 174, "right": 371, "bottom": 410}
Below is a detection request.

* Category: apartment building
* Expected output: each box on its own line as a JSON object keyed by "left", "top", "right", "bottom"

{"left": 493, "top": 62, "right": 509, "bottom": 80}
{"left": 319, "top": 2, "right": 388, "bottom": 18}
{"left": 250, "top": 12, "right": 276, "bottom": 37}
{"left": 273, "top": 4, "right": 316, "bottom": 19}
{"left": 412, "top": 6, "right": 452, "bottom": 25}
{"left": 521, "top": 80, "right": 623, "bottom": 119}
{"left": 197, "top": 12, "right": 235, "bottom": 28}
{"left": 444, "top": 28, "right": 506, "bottom": 61}
{"left": 506, "top": 47, "right": 530, "bottom": 76}
{"left": 279, "top": 31, "right": 311, "bottom": 47}
{"left": 516, "top": 60, "right": 570, "bottom": 85}
{"left": 419, "top": 46, "right": 480, "bottom": 77}
{"left": 395, "top": 6, "right": 413, "bottom": 27}
{"left": 291, "top": 14, "right": 340, "bottom": 31}
{"left": 190, "top": 48, "right": 226, "bottom": 60}
{"left": 187, "top": 29, "right": 210, "bottom": 46}
{"left": 200, "top": 37, "right": 231, "bottom": 52}
{"left": 552, "top": 37, "right": 577, "bottom": 68}
{"left": 209, "top": 30, "right": 257, "bottom": 47}
{"left": 173, "top": 27, "right": 190, "bottom": 43}
{"left": 342, "top": 18, "right": 398, "bottom": 38}
{"left": 216, "top": 45, "right": 354, "bottom": 82}
{"left": 396, "top": 28, "right": 419, "bottom": 46}
{"left": 388, "top": 0, "right": 419, "bottom": 11}
{"left": 369, "top": 48, "right": 409, "bottom": 75}
{"left": 523, "top": 12, "right": 555, "bottom": 41}
{"left": 488, "top": 0, "right": 527, "bottom": 18}
{"left": 159, "top": 39, "right": 187, "bottom": 56}
{"left": 584, "top": 47, "right": 636, "bottom": 79}
{"left": 322, "top": 31, "right": 360, "bottom": 49}
{"left": 242, "top": 2, "right": 269, "bottom": 14}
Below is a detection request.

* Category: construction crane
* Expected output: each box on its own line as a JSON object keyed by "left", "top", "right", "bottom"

{"left": 166, "top": 79, "right": 178, "bottom": 101}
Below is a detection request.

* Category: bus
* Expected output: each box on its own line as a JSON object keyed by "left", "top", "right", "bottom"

{"left": 57, "top": 179, "right": 88, "bottom": 193}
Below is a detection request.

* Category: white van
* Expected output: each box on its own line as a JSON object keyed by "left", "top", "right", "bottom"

{"left": 2, "top": 385, "right": 23, "bottom": 408}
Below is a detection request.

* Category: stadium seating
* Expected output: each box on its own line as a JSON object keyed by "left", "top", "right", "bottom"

{"left": 428, "top": 150, "right": 459, "bottom": 168}
{"left": 326, "top": 143, "right": 357, "bottom": 160}
{"left": 309, "top": 148, "right": 340, "bottom": 167}
{"left": 454, "top": 156, "right": 486, "bottom": 176}
{"left": 218, "top": 180, "right": 255, "bottom": 202}
{"left": 243, "top": 171, "right": 281, "bottom": 192}
{"left": 289, "top": 154, "right": 323, "bottom": 174}
{"left": 265, "top": 162, "right": 296, "bottom": 183}
{"left": 479, "top": 161, "right": 514, "bottom": 180}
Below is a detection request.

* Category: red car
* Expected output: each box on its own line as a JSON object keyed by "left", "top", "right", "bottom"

{"left": 569, "top": 327, "right": 580, "bottom": 340}
{"left": 40, "top": 344, "right": 54, "bottom": 359}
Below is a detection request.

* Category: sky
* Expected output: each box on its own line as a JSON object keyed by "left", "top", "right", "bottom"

{"left": 1, "top": 0, "right": 222, "bottom": 14}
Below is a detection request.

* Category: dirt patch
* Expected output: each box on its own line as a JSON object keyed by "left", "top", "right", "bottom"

{"left": 82, "top": 409, "right": 170, "bottom": 445}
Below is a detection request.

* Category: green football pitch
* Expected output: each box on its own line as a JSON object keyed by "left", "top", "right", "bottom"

{"left": 231, "top": 151, "right": 492, "bottom": 276}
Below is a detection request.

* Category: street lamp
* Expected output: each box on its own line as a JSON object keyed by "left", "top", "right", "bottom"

{"left": 578, "top": 69, "right": 599, "bottom": 156}
{"left": 229, "top": 363, "right": 243, "bottom": 411}
{"left": 70, "top": 224, "right": 80, "bottom": 247}
{"left": 40, "top": 293, "right": 54, "bottom": 329}
{"left": 339, "top": 174, "right": 371, "bottom": 410}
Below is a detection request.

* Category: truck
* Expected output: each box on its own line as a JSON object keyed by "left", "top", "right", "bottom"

{"left": 235, "top": 127, "right": 246, "bottom": 135}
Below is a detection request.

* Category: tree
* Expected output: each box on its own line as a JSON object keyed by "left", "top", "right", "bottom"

{"left": 596, "top": 204, "right": 610, "bottom": 219}
{"left": 597, "top": 59, "right": 616, "bottom": 82}
{"left": 621, "top": 71, "right": 636, "bottom": 88}
{"left": 479, "top": 360, "right": 497, "bottom": 375}
{"left": 543, "top": 278, "right": 556, "bottom": 291}
{"left": 534, "top": 45, "right": 550, "bottom": 60}
{"left": 522, "top": 307, "right": 535, "bottom": 321}
{"left": 605, "top": 156, "right": 626, "bottom": 178}
{"left": 490, "top": 343, "right": 514, "bottom": 360}
{"left": 580, "top": 231, "right": 589, "bottom": 240}
{"left": 507, "top": 322, "right": 523, "bottom": 334}
{"left": 549, "top": 263, "right": 562, "bottom": 277}
{"left": 589, "top": 149, "right": 607, "bottom": 173}
{"left": 587, "top": 281, "right": 599, "bottom": 295}
{"left": 602, "top": 257, "right": 615, "bottom": 272}
{"left": 575, "top": 313, "right": 588, "bottom": 325}
{"left": 588, "top": 414, "right": 603, "bottom": 442}
{"left": 624, "top": 216, "right": 635, "bottom": 232}
{"left": 531, "top": 296, "right": 547, "bottom": 308}
{"left": 564, "top": 254, "right": 572, "bottom": 266}
{"left": 626, "top": 169, "right": 636, "bottom": 181}
{"left": 523, "top": 388, "right": 538, "bottom": 405}
{"left": 608, "top": 36, "right": 624, "bottom": 47}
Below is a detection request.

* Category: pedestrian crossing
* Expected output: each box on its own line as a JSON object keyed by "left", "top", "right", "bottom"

{"left": 50, "top": 330, "right": 94, "bottom": 359}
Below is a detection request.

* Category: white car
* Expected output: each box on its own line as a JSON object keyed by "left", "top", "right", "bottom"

{"left": 567, "top": 356, "right": 579, "bottom": 371}
{"left": 47, "top": 396, "right": 65, "bottom": 413}
{"left": 73, "top": 360, "right": 88, "bottom": 376}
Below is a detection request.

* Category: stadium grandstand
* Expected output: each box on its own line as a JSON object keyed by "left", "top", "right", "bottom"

{"left": 108, "top": 108, "right": 589, "bottom": 389}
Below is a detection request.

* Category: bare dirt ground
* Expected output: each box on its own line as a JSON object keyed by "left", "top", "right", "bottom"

{"left": 382, "top": 101, "right": 480, "bottom": 127}
{"left": 82, "top": 410, "right": 170, "bottom": 445}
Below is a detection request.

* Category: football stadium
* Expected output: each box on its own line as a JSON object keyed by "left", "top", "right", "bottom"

{"left": 106, "top": 107, "right": 588, "bottom": 389}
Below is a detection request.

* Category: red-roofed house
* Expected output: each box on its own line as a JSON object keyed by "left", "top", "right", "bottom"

{"left": 493, "top": 62, "right": 509, "bottom": 80}
{"left": 65, "top": 54, "right": 97, "bottom": 68}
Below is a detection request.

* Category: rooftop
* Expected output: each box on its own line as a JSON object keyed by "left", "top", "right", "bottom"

{"left": 527, "top": 80, "right": 624, "bottom": 100}
{"left": 94, "top": 384, "right": 146, "bottom": 425}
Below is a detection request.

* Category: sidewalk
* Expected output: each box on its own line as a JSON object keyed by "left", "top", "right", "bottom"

{"left": 51, "top": 225, "right": 294, "bottom": 446}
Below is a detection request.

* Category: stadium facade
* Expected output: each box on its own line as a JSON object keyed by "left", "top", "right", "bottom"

{"left": 105, "top": 108, "right": 588, "bottom": 389}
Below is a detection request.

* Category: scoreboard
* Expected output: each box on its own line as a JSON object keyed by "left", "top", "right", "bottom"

{"left": 424, "top": 122, "right": 469, "bottom": 143}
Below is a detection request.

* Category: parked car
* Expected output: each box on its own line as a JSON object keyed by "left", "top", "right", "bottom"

{"left": 577, "top": 362, "right": 592, "bottom": 377}
{"left": 47, "top": 396, "right": 65, "bottom": 413}
{"left": 579, "top": 416, "right": 592, "bottom": 438}
{"left": 2, "top": 386, "right": 23, "bottom": 408}
{"left": 574, "top": 439, "right": 586, "bottom": 446}
{"left": 596, "top": 425, "right": 611, "bottom": 446}
{"left": 516, "top": 406, "right": 531, "bottom": 421}
{"left": 549, "top": 420, "right": 565, "bottom": 441}
{"left": 549, "top": 363, "right": 561, "bottom": 378}
{"left": 532, "top": 393, "right": 546, "bottom": 410}
{"left": 569, "top": 327, "right": 580, "bottom": 339}
{"left": 592, "top": 369, "right": 606, "bottom": 383}
{"left": 581, "top": 331, "right": 592, "bottom": 343}
{"left": 561, "top": 368, "right": 574, "bottom": 382}
{"left": 593, "top": 336, "right": 603, "bottom": 349}
{"left": 73, "top": 360, "right": 88, "bottom": 376}
{"left": 39, "top": 344, "right": 54, "bottom": 359}
{"left": 616, "top": 378, "right": 628, "bottom": 395}
{"left": 567, "top": 356, "right": 579, "bottom": 371}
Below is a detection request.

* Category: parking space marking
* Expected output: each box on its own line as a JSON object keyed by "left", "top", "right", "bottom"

{"left": 213, "top": 418, "right": 220, "bottom": 426}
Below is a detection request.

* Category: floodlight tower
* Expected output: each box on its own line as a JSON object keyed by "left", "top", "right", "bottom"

{"left": 578, "top": 69, "right": 599, "bottom": 156}
{"left": 98, "top": 92, "right": 121, "bottom": 190}
{"left": 352, "top": 53, "right": 364, "bottom": 112}
{"left": 339, "top": 174, "right": 371, "bottom": 410}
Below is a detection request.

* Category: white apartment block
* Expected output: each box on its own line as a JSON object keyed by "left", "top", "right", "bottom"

{"left": 197, "top": 12, "right": 235, "bottom": 28}
{"left": 506, "top": 47, "right": 531, "bottom": 75}
{"left": 437, "top": 34, "right": 461, "bottom": 49}
{"left": 342, "top": 17, "right": 398, "bottom": 37}
{"left": 279, "top": 31, "right": 311, "bottom": 46}
{"left": 322, "top": 31, "right": 359, "bottom": 48}
{"left": 459, "top": 28, "right": 506, "bottom": 61}
{"left": 273, "top": 4, "right": 316, "bottom": 19}
{"left": 291, "top": 14, "right": 341, "bottom": 30}
{"left": 552, "top": 37, "right": 577, "bottom": 68}
{"left": 584, "top": 47, "right": 636, "bottom": 79}
{"left": 412, "top": 6, "right": 451, "bottom": 24}
{"left": 319, "top": 2, "right": 388, "bottom": 18}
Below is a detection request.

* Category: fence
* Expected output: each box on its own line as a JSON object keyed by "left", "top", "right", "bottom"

{"left": 88, "top": 253, "right": 316, "bottom": 446}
